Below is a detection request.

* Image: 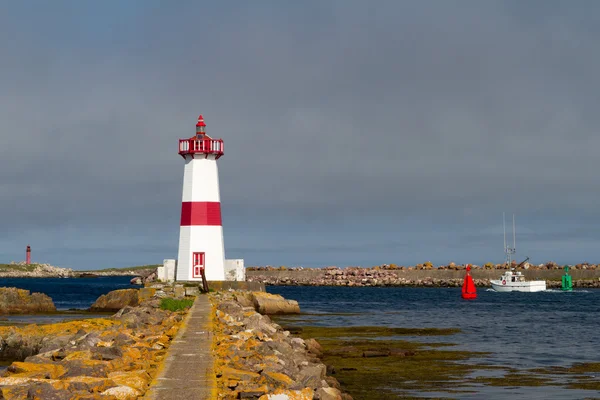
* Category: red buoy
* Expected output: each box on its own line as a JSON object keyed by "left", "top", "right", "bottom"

{"left": 461, "top": 264, "right": 477, "bottom": 300}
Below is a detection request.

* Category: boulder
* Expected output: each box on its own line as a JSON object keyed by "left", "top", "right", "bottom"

{"left": 89, "top": 289, "right": 139, "bottom": 312}
{"left": 0, "top": 288, "right": 56, "bottom": 314}
{"left": 304, "top": 339, "right": 323, "bottom": 358}
{"left": 316, "top": 387, "right": 343, "bottom": 400}
{"left": 101, "top": 385, "right": 142, "bottom": 399}
{"left": 257, "top": 388, "right": 314, "bottom": 400}
{"left": 130, "top": 277, "right": 143, "bottom": 285}
{"left": 251, "top": 292, "right": 300, "bottom": 315}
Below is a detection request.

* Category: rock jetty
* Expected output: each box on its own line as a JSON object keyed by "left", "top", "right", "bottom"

{"left": 0, "top": 288, "right": 188, "bottom": 399}
{"left": 247, "top": 264, "right": 600, "bottom": 288}
{"left": 211, "top": 291, "right": 351, "bottom": 400}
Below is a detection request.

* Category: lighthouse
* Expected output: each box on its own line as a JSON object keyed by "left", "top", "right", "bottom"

{"left": 175, "top": 115, "right": 226, "bottom": 281}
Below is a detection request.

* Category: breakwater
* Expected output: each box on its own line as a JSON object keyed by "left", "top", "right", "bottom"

{"left": 0, "top": 284, "right": 350, "bottom": 399}
{"left": 0, "top": 287, "right": 187, "bottom": 399}
{"left": 247, "top": 266, "right": 600, "bottom": 288}
{"left": 210, "top": 291, "right": 351, "bottom": 399}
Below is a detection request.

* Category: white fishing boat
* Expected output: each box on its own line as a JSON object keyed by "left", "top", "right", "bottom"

{"left": 490, "top": 213, "right": 547, "bottom": 293}
{"left": 490, "top": 270, "right": 546, "bottom": 292}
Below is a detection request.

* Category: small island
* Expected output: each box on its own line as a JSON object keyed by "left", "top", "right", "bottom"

{"left": 0, "top": 262, "right": 158, "bottom": 279}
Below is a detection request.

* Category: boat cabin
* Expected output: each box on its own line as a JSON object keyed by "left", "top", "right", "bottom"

{"left": 500, "top": 271, "right": 526, "bottom": 283}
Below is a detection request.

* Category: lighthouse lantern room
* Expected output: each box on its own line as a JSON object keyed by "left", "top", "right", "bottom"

{"left": 176, "top": 115, "right": 226, "bottom": 281}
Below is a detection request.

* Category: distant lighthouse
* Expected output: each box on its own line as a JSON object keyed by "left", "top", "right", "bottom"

{"left": 26, "top": 245, "right": 31, "bottom": 264}
{"left": 176, "top": 115, "right": 226, "bottom": 281}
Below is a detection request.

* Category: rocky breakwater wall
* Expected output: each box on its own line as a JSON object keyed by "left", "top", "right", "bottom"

{"left": 248, "top": 265, "right": 600, "bottom": 288}
{"left": 248, "top": 267, "right": 491, "bottom": 288}
{"left": 211, "top": 291, "right": 351, "bottom": 400}
{"left": 0, "top": 287, "right": 190, "bottom": 399}
{"left": 0, "top": 288, "right": 56, "bottom": 314}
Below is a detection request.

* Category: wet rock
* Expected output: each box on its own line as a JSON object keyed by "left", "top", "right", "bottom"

{"left": 362, "top": 350, "right": 389, "bottom": 358}
{"left": 130, "top": 276, "right": 143, "bottom": 285}
{"left": 304, "top": 338, "right": 323, "bottom": 358}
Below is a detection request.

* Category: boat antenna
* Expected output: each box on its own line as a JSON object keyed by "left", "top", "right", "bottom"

{"left": 504, "top": 212, "right": 516, "bottom": 268}
{"left": 513, "top": 213, "right": 516, "bottom": 253}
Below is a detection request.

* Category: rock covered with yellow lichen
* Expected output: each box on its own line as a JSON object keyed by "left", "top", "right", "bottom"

{"left": 211, "top": 291, "right": 351, "bottom": 400}
{"left": 89, "top": 289, "right": 140, "bottom": 312}
{"left": 0, "top": 289, "right": 190, "bottom": 399}
{"left": 0, "top": 288, "right": 56, "bottom": 314}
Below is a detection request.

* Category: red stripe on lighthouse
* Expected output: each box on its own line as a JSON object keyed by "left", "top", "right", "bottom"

{"left": 180, "top": 202, "right": 222, "bottom": 226}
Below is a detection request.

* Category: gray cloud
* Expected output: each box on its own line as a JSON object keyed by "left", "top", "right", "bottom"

{"left": 1, "top": 1, "right": 599, "bottom": 268}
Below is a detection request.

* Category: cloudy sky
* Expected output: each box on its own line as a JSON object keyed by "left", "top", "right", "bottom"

{"left": 1, "top": 1, "right": 599, "bottom": 270}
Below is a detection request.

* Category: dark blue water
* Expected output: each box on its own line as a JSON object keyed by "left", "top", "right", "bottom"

{"left": 268, "top": 286, "right": 600, "bottom": 399}
{"left": 0, "top": 277, "right": 140, "bottom": 310}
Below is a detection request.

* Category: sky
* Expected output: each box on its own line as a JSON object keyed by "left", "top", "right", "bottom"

{"left": 1, "top": 1, "right": 600, "bottom": 270}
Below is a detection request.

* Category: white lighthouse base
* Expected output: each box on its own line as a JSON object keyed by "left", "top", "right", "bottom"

{"left": 176, "top": 226, "right": 225, "bottom": 281}
{"left": 157, "top": 259, "right": 177, "bottom": 283}
{"left": 224, "top": 259, "right": 245, "bottom": 281}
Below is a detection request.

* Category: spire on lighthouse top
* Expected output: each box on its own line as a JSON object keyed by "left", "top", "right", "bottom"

{"left": 196, "top": 114, "right": 206, "bottom": 136}
{"left": 178, "top": 114, "right": 224, "bottom": 159}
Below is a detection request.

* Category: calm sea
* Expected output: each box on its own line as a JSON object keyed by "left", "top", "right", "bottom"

{"left": 268, "top": 286, "right": 600, "bottom": 400}
{"left": 0, "top": 276, "right": 140, "bottom": 311}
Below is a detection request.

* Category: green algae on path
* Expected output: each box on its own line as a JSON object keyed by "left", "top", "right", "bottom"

{"left": 291, "top": 325, "right": 489, "bottom": 400}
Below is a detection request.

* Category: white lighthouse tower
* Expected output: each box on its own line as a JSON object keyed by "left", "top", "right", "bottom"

{"left": 176, "top": 115, "right": 226, "bottom": 281}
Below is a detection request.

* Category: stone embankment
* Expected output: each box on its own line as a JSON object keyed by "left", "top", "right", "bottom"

{"left": 247, "top": 264, "right": 600, "bottom": 288}
{"left": 211, "top": 291, "right": 350, "bottom": 400}
{"left": 0, "top": 287, "right": 189, "bottom": 399}
{"left": 0, "top": 288, "right": 56, "bottom": 314}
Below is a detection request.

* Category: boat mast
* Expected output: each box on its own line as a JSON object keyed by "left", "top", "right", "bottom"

{"left": 504, "top": 212, "right": 516, "bottom": 268}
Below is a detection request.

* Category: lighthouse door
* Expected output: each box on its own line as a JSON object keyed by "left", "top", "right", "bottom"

{"left": 192, "top": 252, "right": 205, "bottom": 279}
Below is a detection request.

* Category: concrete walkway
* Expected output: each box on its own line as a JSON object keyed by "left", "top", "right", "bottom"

{"left": 144, "top": 295, "right": 216, "bottom": 400}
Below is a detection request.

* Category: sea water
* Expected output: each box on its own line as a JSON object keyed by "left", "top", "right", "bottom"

{"left": 268, "top": 286, "right": 600, "bottom": 399}
{"left": 0, "top": 276, "right": 140, "bottom": 310}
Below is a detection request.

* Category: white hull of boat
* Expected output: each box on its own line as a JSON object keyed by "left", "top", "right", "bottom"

{"left": 490, "top": 280, "right": 546, "bottom": 292}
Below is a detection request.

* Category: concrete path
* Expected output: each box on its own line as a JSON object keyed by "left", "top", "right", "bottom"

{"left": 144, "top": 295, "right": 216, "bottom": 400}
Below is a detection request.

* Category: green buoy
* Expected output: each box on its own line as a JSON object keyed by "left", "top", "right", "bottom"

{"left": 561, "top": 265, "right": 573, "bottom": 291}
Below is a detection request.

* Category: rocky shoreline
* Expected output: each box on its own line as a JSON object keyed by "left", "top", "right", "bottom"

{"left": 0, "top": 287, "right": 188, "bottom": 399}
{"left": 0, "top": 284, "right": 346, "bottom": 399}
{"left": 0, "top": 262, "right": 156, "bottom": 279}
{"left": 211, "top": 291, "right": 350, "bottom": 400}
